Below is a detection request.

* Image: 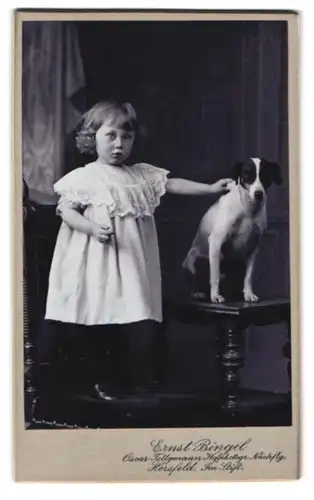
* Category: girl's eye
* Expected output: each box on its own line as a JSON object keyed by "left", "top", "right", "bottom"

{"left": 106, "top": 132, "right": 116, "bottom": 139}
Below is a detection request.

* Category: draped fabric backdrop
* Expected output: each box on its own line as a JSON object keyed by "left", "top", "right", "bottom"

{"left": 22, "top": 22, "right": 86, "bottom": 204}
{"left": 237, "top": 21, "right": 289, "bottom": 219}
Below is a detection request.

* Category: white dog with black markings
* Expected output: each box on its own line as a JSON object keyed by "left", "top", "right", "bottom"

{"left": 182, "top": 158, "right": 282, "bottom": 303}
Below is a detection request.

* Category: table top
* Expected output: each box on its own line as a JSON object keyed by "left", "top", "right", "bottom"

{"left": 164, "top": 297, "right": 290, "bottom": 322}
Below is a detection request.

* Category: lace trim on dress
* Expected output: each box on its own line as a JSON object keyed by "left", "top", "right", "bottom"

{"left": 107, "top": 169, "right": 169, "bottom": 217}
{"left": 54, "top": 163, "right": 170, "bottom": 218}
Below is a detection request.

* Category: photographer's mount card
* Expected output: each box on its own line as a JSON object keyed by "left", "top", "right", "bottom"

{"left": 13, "top": 10, "right": 300, "bottom": 481}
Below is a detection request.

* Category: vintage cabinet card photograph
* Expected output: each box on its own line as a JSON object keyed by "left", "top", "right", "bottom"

{"left": 13, "top": 9, "right": 300, "bottom": 481}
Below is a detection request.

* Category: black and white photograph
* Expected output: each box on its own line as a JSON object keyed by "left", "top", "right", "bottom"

{"left": 14, "top": 7, "right": 299, "bottom": 481}
{"left": 14, "top": 9, "right": 300, "bottom": 482}
{"left": 20, "top": 13, "right": 294, "bottom": 432}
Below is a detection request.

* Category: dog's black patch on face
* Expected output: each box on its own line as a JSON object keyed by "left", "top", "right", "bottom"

{"left": 259, "top": 159, "right": 283, "bottom": 189}
{"left": 232, "top": 160, "right": 256, "bottom": 188}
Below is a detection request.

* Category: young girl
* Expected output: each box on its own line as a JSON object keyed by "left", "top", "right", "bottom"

{"left": 44, "top": 100, "right": 232, "bottom": 400}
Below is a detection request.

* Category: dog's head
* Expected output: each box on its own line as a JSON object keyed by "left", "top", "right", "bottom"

{"left": 232, "top": 158, "right": 282, "bottom": 204}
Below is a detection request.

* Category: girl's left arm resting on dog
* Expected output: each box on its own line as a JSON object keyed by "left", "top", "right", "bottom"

{"left": 165, "top": 177, "right": 234, "bottom": 195}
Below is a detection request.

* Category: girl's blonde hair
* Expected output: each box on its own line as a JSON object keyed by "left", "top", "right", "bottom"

{"left": 76, "top": 100, "right": 138, "bottom": 155}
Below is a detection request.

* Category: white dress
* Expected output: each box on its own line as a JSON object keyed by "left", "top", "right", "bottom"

{"left": 45, "top": 160, "right": 169, "bottom": 325}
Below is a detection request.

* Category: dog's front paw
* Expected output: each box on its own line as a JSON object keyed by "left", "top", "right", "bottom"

{"left": 244, "top": 290, "right": 259, "bottom": 303}
{"left": 211, "top": 292, "right": 225, "bottom": 303}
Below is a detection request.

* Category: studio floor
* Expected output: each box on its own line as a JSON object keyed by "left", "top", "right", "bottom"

{"left": 27, "top": 384, "right": 291, "bottom": 430}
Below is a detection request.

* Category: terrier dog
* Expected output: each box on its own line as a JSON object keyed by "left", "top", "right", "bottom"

{"left": 182, "top": 158, "right": 282, "bottom": 303}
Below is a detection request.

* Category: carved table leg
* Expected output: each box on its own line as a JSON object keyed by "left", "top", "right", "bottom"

{"left": 218, "top": 320, "right": 245, "bottom": 414}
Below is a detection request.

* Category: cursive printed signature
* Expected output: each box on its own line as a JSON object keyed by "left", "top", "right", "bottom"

{"left": 121, "top": 438, "right": 286, "bottom": 476}
{"left": 150, "top": 438, "right": 253, "bottom": 453}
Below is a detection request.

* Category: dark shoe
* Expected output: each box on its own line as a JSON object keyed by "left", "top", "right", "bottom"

{"left": 93, "top": 384, "right": 120, "bottom": 401}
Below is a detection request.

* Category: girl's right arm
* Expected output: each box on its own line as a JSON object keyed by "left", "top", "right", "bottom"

{"left": 61, "top": 207, "right": 113, "bottom": 243}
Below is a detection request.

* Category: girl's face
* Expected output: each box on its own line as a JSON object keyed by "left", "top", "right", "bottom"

{"left": 95, "top": 118, "right": 135, "bottom": 166}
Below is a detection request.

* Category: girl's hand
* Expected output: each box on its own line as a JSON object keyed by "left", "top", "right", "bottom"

{"left": 210, "top": 178, "right": 235, "bottom": 194}
{"left": 92, "top": 223, "right": 114, "bottom": 243}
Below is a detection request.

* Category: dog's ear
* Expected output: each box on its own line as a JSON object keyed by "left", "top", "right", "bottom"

{"left": 265, "top": 161, "right": 283, "bottom": 185}
{"left": 232, "top": 162, "right": 243, "bottom": 183}
{"left": 271, "top": 162, "right": 283, "bottom": 185}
